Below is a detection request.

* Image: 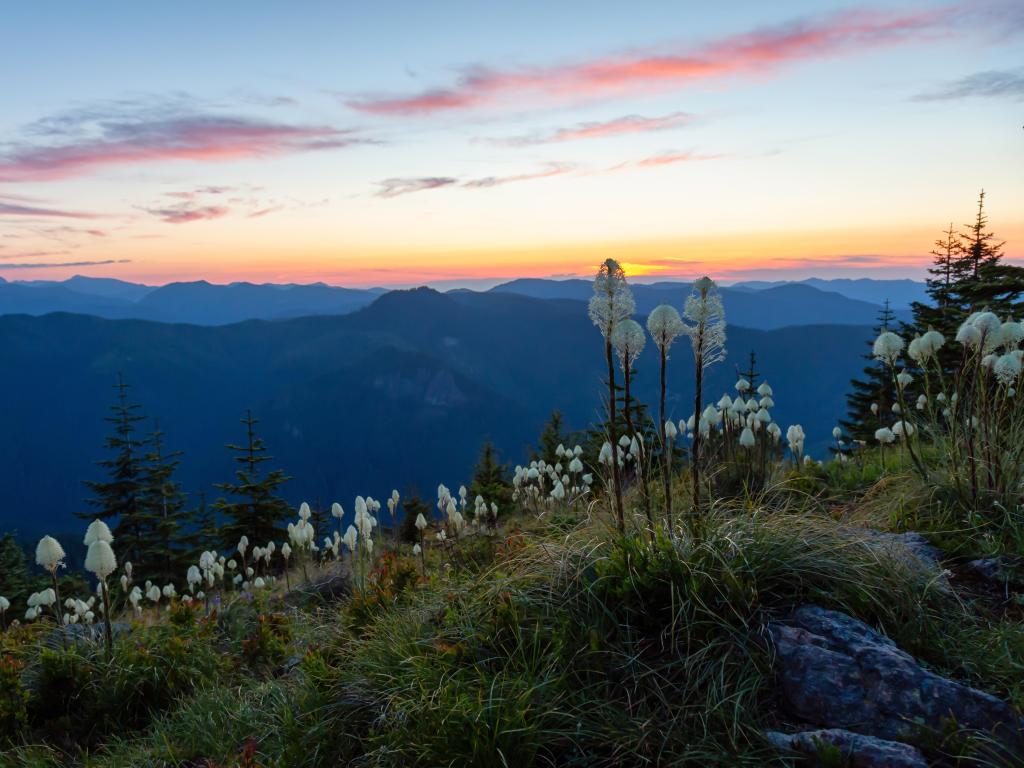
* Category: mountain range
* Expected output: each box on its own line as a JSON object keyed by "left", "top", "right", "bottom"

{"left": 0, "top": 275, "right": 918, "bottom": 327}
{"left": 0, "top": 286, "right": 875, "bottom": 537}
{"left": 0, "top": 276, "right": 386, "bottom": 325}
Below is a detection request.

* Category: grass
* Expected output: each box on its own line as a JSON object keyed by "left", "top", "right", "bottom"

{"left": 2, "top": 481, "right": 1023, "bottom": 767}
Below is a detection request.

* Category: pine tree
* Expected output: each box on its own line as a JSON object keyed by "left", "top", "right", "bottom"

{"left": 189, "top": 490, "right": 221, "bottom": 557}
{"left": 214, "top": 410, "right": 292, "bottom": 550}
{"left": 531, "top": 411, "right": 567, "bottom": 465}
{"left": 309, "top": 500, "right": 329, "bottom": 547}
{"left": 736, "top": 351, "right": 760, "bottom": 392}
{"left": 0, "top": 534, "right": 34, "bottom": 616}
{"left": 138, "top": 423, "right": 191, "bottom": 583}
{"left": 81, "top": 374, "right": 148, "bottom": 566}
{"left": 841, "top": 300, "right": 897, "bottom": 442}
{"left": 468, "top": 441, "right": 513, "bottom": 514}
{"left": 398, "top": 493, "right": 431, "bottom": 544}
{"left": 909, "top": 190, "right": 1021, "bottom": 372}
{"left": 958, "top": 189, "right": 1004, "bottom": 283}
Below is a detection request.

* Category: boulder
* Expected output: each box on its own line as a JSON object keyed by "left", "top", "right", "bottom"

{"left": 769, "top": 605, "right": 1022, "bottom": 750}
{"left": 859, "top": 529, "right": 943, "bottom": 568}
{"left": 46, "top": 620, "right": 133, "bottom": 649}
{"left": 284, "top": 571, "right": 351, "bottom": 606}
{"left": 766, "top": 728, "right": 927, "bottom": 767}
{"left": 966, "top": 556, "right": 1024, "bottom": 590}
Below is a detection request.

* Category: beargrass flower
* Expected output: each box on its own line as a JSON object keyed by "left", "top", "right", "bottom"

{"left": 956, "top": 322, "right": 982, "bottom": 348}
{"left": 872, "top": 331, "right": 904, "bottom": 364}
{"left": 994, "top": 353, "right": 1022, "bottom": 385}
{"left": 84, "top": 520, "right": 113, "bottom": 546}
{"left": 85, "top": 541, "right": 117, "bottom": 579}
{"left": 739, "top": 427, "right": 755, "bottom": 448}
{"left": 1000, "top": 319, "right": 1024, "bottom": 349}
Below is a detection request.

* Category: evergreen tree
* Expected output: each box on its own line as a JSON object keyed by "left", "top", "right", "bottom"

{"left": 398, "top": 492, "right": 431, "bottom": 544}
{"left": 735, "top": 351, "right": 760, "bottom": 392}
{"left": 189, "top": 490, "right": 221, "bottom": 557}
{"left": 531, "top": 411, "right": 567, "bottom": 465}
{"left": 957, "top": 189, "right": 1004, "bottom": 285}
{"left": 81, "top": 374, "right": 148, "bottom": 566}
{"left": 468, "top": 441, "right": 514, "bottom": 514}
{"left": 909, "top": 190, "right": 1021, "bottom": 372}
{"left": 309, "top": 500, "right": 329, "bottom": 547}
{"left": 214, "top": 410, "right": 292, "bottom": 550}
{"left": 0, "top": 534, "right": 34, "bottom": 616}
{"left": 138, "top": 423, "right": 191, "bottom": 583}
{"left": 841, "top": 300, "right": 897, "bottom": 442}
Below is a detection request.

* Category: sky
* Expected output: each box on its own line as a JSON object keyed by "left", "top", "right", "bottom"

{"left": 0, "top": 1, "right": 1022, "bottom": 287}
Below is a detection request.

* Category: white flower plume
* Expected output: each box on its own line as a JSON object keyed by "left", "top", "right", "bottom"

{"left": 611, "top": 318, "right": 646, "bottom": 372}
{"left": 683, "top": 276, "right": 726, "bottom": 368}
{"left": 587, "top": 258, "right": 635, "bottom": 339}
{"left": 646, "top": 304, "right": 685, "bottom": 353}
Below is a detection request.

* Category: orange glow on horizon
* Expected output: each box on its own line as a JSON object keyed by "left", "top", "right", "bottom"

{"left": 3, "top": 221, "right": 1022, "bottom": 286}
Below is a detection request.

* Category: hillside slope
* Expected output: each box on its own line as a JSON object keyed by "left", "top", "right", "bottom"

{"left": 0, "top": 289, "right": 872, "bottom": 534}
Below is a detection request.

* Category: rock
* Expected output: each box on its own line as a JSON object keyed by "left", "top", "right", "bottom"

{"left": 859, "top": 530, "right": 943, "bottom": 568}
{"left": 284, "top": 571, "right": 351, "bottom": 605}
{"left": 769, "top": 605, "right": 1022, "bottom": 750}
{"left": 45, "top": 620, "right": 133, "bottom": 649}
{"left": 966, "top": 557, "right": 1024, "bottom": 589}
{"left": 766, "top": 728, "right": 927, "bottom": 767}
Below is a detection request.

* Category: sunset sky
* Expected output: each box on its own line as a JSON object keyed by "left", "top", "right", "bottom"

{"left": 1, "top": 1, "right": 1022, "bottom": 287}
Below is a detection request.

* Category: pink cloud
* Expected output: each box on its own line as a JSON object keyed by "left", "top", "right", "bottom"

{"left": 141, "top": 204, "right": 231, "bottom": 224}
{"left": 492, "top": 112, "right": 695, "bottom": 146}
{"left": 0, "top": 116, "right": 365, "bottom": 182}
{"left": 0, "top": 200, "right": 99, "bottom": 219}
{"left": 348, "top": 6, "right": 957, "bottom": 115}
{"left": 601, "top": 150, "right": 724, "bottom": 173}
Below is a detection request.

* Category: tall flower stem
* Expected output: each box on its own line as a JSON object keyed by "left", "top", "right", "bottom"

{"left": 100, "top": 580, "right": 113, "bottom": 659}
{"left": 622, "top": 362, "right": 653, "bottom": 532}
{"left": 691, "top": 349, "right": 704, "bottom": 531}
{"left": 605, "top": 337, "right": 625, "bottom": 532}
{"left": 659, "top": 347, "right": 673, "bottom": 530}
{"left": 50, "top": 571, "right": 63, "bottom": 627}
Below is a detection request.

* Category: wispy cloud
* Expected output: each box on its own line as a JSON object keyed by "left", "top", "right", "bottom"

{"left": 140, "top": 204, "right": 231, "bottom": 224}
{"left": 462, "top": 163, "right": 576, "bottom": 188}
{"left": 376, "top": 163, "right": 577, "bottom": 197}
{"left": 0, "top": 259, "right": 130, "bottom": 270}
{"left": 914, "top": 67, "right": 1024, "bottom": 101}
{"left": 0, "top": 99, "right": 368, "bottom": 182}
{"left": 0, "top": 250, "right": 70, "bottom": 260}
{"left": 375, "top": 177, "right": 459, "bottom": 198}
{"left": 375, "top": 152, "right": 718, "bottom": 197}
{"left": 0, "top": 200, "right": 100, "bottom": 219}
{"left": 604, "top": 150, "right": 723, "bottom": 172}
{"left": 348, "top": 6, "right": 960, "bottom": 115}
{"left": 489, "top": 112, "right": 696, "bottom": 146}
{"left": 141, "top": 184, "right": 306, "bottom": 223}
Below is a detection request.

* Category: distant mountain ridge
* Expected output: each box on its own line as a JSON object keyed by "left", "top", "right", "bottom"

{"left": 728, "top": 277, "right": 928, "bottom": 308}
{"left": 490, "top": 278, "right": 912, "bottom": 329}
{"left": 0, "top": 277, "right": 387, "bottom": 325}
{"left": 0, "top": 275, "right": 919, "bottom": 327}
{"left": 0, "top": 287, "right": 872, "bottom": 536}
